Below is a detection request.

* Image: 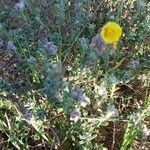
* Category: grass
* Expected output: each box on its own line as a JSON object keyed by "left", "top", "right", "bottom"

{"left": 0, "top": 0, "right": 150, "bottom": 149}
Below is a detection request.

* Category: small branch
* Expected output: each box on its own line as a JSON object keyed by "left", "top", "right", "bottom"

{"left": 111, "top": 122, "right": 116, "bottom": 150}
{"left": 49, "top": 127, "right": 60, "bottom": 146}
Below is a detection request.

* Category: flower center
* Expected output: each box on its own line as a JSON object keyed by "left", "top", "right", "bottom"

{"left": 104, "top": 28, "right": 114, "bottom": 38}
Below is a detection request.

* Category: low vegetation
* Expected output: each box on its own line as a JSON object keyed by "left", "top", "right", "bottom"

{"left": 0, "top": 0, "right": 150, "bottom": 149}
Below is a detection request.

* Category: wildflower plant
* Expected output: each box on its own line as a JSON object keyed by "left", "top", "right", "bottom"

{"left": 42, "top": 61, "right": 65, "bottom": 100}
{"left": 0, "top": 0, "right": 150, "bottom": 149}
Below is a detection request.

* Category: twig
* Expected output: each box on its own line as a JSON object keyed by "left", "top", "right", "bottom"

{"left": 30, "top": 143, "right": 44, "bottom": 148}
{"left": 111, "top": 122, "right": 116, "bottom": 150}
{"left": 5, "top": 113, "right": 11, "bottom": 130}
{"left": 42, "top": 139, "right": 47, "bottom": 150}
{"left": 49, "top": 127, "right": 60, "bottom": 146}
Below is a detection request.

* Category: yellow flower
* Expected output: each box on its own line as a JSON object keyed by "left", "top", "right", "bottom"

{"left": 112, "top": 42, "right": 117, "bottom": 49}
{"left": 100, "top": 21, "right": 122, "bottom": 43}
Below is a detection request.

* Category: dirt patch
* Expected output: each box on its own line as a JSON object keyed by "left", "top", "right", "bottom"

{"left": 100, "top": 121, "right": 126, "bottom": 150}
